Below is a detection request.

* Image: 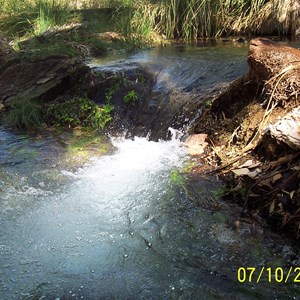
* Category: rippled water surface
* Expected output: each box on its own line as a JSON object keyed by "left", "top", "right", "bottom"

{"left": 90, "top": 41, "right": 249, "bottom": 93}
{"left": 1, "top": 44, "right": 300, "bottom": 299}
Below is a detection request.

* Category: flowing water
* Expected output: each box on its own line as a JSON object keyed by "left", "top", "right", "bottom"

{"left": 1, "top": 43, "right": 300, "bottom": 299}
{"left": 90, "top": 41, "right": 249, "bottom": 94}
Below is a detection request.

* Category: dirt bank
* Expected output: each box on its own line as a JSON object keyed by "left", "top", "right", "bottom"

{"left": 192, "top": 38, "right": 300, "bottom": 240}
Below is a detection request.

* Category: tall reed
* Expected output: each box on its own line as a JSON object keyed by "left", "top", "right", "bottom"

{"left": 113, "top": 0, "right": 159, "bottom": 47}
{"left": 115, "top": 0, "right": 299, "bottom": 42}
{"left": 153, "top": 0, "right": 269, "bottom": 38}
{"left": 1, "top": 0, "right": 298, "bottom": 42}
{"left": 255, "top": 0, "right": 300, "bottom": 35}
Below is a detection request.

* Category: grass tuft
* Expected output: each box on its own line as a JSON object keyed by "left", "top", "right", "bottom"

{"left": 113, "top": 0, "right": 300, "bottom": 43}
{"left": 5, "top": 97, "right": 44, "bottom": 129}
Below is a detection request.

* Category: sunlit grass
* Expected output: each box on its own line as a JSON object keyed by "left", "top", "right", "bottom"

{"left": 255, "top": 0, "right": 300, "bottom": 35}
{"left": 31, "top": 0, "right": 75, "bottom": 36}
{"left": 0, "top": 0, "right": 78, "bottom": 37}
{"left": 113, "top": 0, "right": 299, "bottom": 42}
{"left": 0, "top": 0, "right": 298, "bottom": 46}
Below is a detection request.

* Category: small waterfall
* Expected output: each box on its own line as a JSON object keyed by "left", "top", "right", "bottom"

{"left": 88, "top": 44, "right": 248, "bottom": 140}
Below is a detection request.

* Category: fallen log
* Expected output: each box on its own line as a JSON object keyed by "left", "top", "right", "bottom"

{"left": 248, "top": 38, "right": 300, "bottom": 107}
{"left": 211, "top": 38, "right": 300, "bottom": 118}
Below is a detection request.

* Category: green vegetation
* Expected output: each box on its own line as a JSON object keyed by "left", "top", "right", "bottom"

{"left": 66, "top": 130, "right": 110, "bottom": 153}
{"left": 102, "top": 74, "right": 140, "bottom": 105}
{"left": 0, "top": 0, "right": 298, "bottom": 53}
{"left": 4, "top": 96, "right": 114, "bottom": 130}
{"left": 170, "top": 169, "right": 186, "bottom": 186}
{"left": 45, "top": 97, "right": 114, "bottom": 129}
{"left": 113, "top": 0, "right": 300, "bottom": 44}
{"left": 17, "top": 38, "right": 81, "bottom": 59}
{"left": 204, "top": 98, "right": 213, "bottom": 109}
{"left": 124, "top": 90, "right": 139, "bottom": 104}
{"left": 211, "top": 186, "right": 231, "bottom": 198}
{"left": 5, "top": 97, "right": 43, "bottom": 129}
{"left": 31, "top": 0, "right": 75, "bottom": 36}
{"left": 0, "top": 0, "right": 78, "bottom": 36}
{"left": 105, "top": 76, "right": 122, "bottom": 102}
{"left": 0, "top": 1, "right": 298, "bottom": 132}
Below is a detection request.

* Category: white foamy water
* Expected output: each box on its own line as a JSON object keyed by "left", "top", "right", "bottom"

{"left": 0, "top": 135, "right": 193, "bottom": 299}
{"left": 0, "top": 133, "right": 298, "bottom": 299}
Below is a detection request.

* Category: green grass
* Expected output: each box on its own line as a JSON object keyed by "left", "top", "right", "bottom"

{"left": 0, "top": 0, "right": 298, "bottom": 50}
{"left": 0, "top": 0, "right": 78, "bottom": 38}
{"left": 113, "top": 0, "right": 299, "bottom": 43}
{"left": 5, "top": 97, "right": 44, "bottom": 129}
{"left": 17, "top": 38, "right": 82, "bottom": 59}
{"left": 118, "top": 0, "right": 267, "bottom": 40}
{"left": 31, "top": 0, "right": 75, "bottom": 36}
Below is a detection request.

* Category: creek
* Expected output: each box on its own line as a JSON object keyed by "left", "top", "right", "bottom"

{"left": 0, "top": 42, "right": 300, "bottom": 299}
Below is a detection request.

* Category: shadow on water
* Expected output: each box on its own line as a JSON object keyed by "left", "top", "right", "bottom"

{"left": 0, "top": 43, "right": 300, "bottom": 299}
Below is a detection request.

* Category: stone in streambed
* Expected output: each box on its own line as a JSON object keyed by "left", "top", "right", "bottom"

{"left": 182, "top": 134, "right": 208, "bottom": 155}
